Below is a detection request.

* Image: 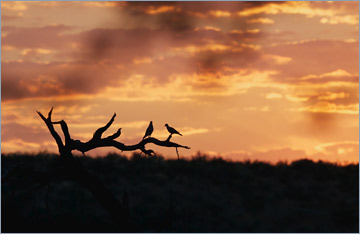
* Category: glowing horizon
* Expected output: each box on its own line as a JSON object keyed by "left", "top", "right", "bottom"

{"left": 1, "top": 1, "right": 359, "bottom": 163}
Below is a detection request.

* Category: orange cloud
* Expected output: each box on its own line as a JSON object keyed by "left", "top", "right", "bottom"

{"left": 246, "top": 17, "right": 274, "bottom": 24}
{"left": 145, "top": 5, "right": 176, "bottom": 15}
{"left": 265, "top": 92, "right": 283, "bottom": 100}
{"left": 238, "top": 1, "right": 335, "bottom": 17}
{"left": 133, "top": 57, "right": 153, "bottom": 65}
{"left": 264, "top": 40, "right": 359, "bottom": 81}
{"left": 243, "top": 106, "right": 270, "bottom": 112}
{"left": 1, "top": 139, "right": 55, "bottom": 153}
{"left": 320, "top": 15, "right": 359, "bottom": 25}
{"left": 2, "top": 1, "right": 28, "bottom": 11}
{"left": 292, "top": 102, "right": 359, "bottom": 115}
{"left": 264, "top": 54, "right": 292, "bottom": 65}
{"left": 318, "top": 92, "right": 350, "bottom": 101}
{"left": 285, "top": 95, "right": 309, "bottom": 102}
{"left": 301, "top": 69, "right": 354, "bottom": 80}
{"left": 208, "top": 10, "right": 231, "bottom": 18}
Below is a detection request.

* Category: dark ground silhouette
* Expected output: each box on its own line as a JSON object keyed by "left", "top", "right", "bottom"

{"left": 2, "top": 152, "right": 359, "bottom": 232}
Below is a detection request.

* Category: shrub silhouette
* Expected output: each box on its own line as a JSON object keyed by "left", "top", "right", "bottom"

{"left": 2, "top": 152, "right": 359, "bottom": 232}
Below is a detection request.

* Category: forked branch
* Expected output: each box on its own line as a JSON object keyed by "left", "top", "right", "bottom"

{"left": 37, "top": 108, "right": 190, "bottom": 157}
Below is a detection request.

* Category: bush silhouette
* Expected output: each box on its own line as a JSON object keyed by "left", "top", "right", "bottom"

{"left": 2, "top": 152, "right": 359, "bottom": 232}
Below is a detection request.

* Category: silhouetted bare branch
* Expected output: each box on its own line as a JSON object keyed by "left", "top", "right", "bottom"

{"left": 38, "top": 108, "right": 190, "bottom": 157}
{"left": 37, "top": 108, "right": 68, "bottom": 157}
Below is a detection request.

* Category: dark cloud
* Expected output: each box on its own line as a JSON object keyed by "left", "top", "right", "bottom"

{"left": 124, "top": 1, "right": 283, "bottom": 15}
{"left": 87, "top": 33, "right": 115, "bottom": 60}
{"left": 1, "top": 74, "right": 66, "bottom": 101}
{"left": 2, "top": 61, "right": 57, "bottom": 101}
{"left": 1, "top": 22, "right": 264, "bottom": 101}
{"left": 2, "top": 25, "right": 75, "bottom": 49}
{"left": 308, "top": 1, "right": 359, "bottom": 15}
{"left": 307, "top": 112, "right": 336, "bottom": 132}
{"left": 77, "top": 28, "right": 167, "bottom": 62}
{"left": 4, "top": 1, "right": 337, "bottom": 102}
{"left": 2, "top": 122, "right": 50, "bottom": 142}
{"left": 130, "top": 55, "right": 193, "bottom": 82}
{"left": 157, "top": 11, "right": 194, "bottom": 33}
{"left": 118, "top": 1, "right": 282, "bottom": 37}
{"left": 57, "top": 64, "right": 120, "bottom": 95}
{"left": 1, "top": 61, "right": 119, "bottom": 101}
{"left": 263, "top": 40, "right": 359, "bottom": 81}
{"left": 1, "top": 25, "right": 17, "bottom": 32}
{"left": 73, "top": 26, "right": 263, "bottom": 73}
{"left": 195, "top": 48, "right": 261, "bottom": 73}
{"left": 2, "top": 76, "right": 30, "bottom": 101}
{"left": 196, "top": 52, "right": 223, "bottom": 73}
{"left": 108, "top": 2, "right": 274, "bottom": 77}
{"left": 1, "top": 14, "right": 23, "bottom": 21}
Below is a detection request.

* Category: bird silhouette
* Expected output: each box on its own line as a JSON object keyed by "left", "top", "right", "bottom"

{"left": 143, "top": 121, "right": 153, "bottom": 139}
{"left": 165, "top": 124, "right": 182, "bottom": 136}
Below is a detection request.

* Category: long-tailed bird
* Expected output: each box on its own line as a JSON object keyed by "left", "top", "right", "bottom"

{"left": 165, "top": 124, "right": 182, "bottom": 136}
{"left": 143, "top": 121, "right": 153, "bottom": 139}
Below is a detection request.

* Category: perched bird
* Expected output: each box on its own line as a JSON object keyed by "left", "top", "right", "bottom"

{"left": 143, "top": 121, "right": 153, "bottom": 139}
{"left": 165, "top": 124, "right": 182, "bottom": 136}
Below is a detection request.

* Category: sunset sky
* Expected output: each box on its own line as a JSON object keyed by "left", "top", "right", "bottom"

{"left": 1, "top": 1, "right": 359, "bottom": 163}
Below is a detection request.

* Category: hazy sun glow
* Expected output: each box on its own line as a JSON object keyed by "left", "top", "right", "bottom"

{"left": 1, "top": 1, "right": 359, "bottom": 163}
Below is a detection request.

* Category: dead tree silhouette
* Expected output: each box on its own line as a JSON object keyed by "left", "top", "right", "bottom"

{"left": 4, "top": 107, "right": 190, "bottom": 232}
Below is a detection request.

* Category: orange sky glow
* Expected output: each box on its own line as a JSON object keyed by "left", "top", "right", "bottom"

{"left": 1, "top": 1, "right": 359, "bottom": 164}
